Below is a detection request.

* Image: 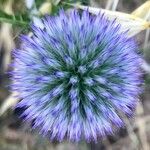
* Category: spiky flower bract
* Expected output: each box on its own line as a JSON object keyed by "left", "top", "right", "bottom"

{"left": 11, "top": 10, "right": 142, "bottom": 142}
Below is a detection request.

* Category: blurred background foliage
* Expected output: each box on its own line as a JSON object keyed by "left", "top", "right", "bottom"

{"left": 0, "top": 0, "right": 150, "bottom": 150}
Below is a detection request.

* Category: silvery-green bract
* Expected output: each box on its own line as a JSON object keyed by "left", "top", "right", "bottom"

{"left": 11, "top": 10, "right": 142, "bottom": 142}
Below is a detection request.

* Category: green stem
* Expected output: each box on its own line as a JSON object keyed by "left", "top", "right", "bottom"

{"left": 0, "top": 17, "right": 29, "bottom": 26}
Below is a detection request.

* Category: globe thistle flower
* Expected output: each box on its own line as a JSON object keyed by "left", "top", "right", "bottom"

{"left": 11, "top": 10, "right": 142, "bottom": 142}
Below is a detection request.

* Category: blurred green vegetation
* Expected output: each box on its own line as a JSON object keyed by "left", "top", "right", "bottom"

{"left": 0, "top": 0, "right": 90, "bottom": 28}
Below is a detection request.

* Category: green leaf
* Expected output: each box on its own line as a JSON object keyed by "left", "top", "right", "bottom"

{"left": 0, "top": 10, "right": 30, "bottom": 27}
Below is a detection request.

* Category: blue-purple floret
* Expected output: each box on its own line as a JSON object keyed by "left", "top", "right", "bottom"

{"left": 11, "top": 10, "right": 142, "bottom": 142}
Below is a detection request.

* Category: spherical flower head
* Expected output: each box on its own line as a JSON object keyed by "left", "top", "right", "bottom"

{"left": 11, "top": 10, "right": 142, "bottom": 142}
